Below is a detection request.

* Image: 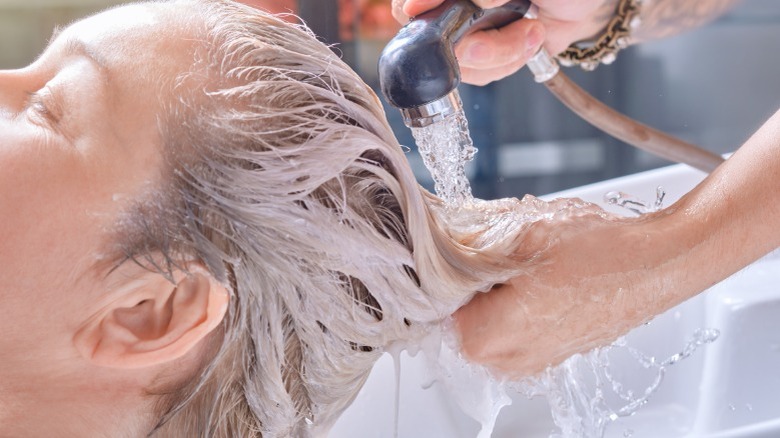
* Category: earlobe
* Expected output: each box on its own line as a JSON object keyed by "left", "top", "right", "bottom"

{"left": 74, "top": 264, "right": 229, "bottom": 369}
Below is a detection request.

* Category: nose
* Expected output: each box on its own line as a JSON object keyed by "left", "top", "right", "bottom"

{"left": 0, "top": 69, "right": 36, "bottom": 116}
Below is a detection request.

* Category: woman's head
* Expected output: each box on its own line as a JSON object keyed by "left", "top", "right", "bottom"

{"left": 0, "top": 1, "right": 524, "bottom": 435}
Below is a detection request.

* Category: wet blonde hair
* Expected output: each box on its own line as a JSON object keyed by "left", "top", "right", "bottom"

{"left": 116, "top": 0, "right": 526, "bottom": 436}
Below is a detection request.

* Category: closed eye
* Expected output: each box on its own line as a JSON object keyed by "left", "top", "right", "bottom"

{"left": 26, "top": 89, "right": 61, "bottom": 127}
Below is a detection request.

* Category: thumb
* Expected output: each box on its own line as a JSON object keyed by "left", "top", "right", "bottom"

{"left": 397, "top": 0, "right": 513, "bottom": 23}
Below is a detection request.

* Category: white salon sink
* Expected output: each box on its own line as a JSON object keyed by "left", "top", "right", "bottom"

{"left": 331, "top": 163, "right": 780, "bottom": 438}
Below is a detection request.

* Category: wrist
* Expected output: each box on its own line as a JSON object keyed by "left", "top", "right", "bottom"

{"left": 579, "top": 0, "right": 621, "bottom": 42}
{"left": 556, "top": 0, "right": 641, "bottom": 70}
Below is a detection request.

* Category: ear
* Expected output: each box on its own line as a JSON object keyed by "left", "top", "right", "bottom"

{"left": 74, "top": 264, "right": 229, "bottom": 369}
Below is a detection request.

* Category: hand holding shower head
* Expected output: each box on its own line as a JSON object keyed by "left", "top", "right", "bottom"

{"left": 378, "top": 0, "right": 724, "bottom": 172}
{"left": 378, "top": 0, "right": 531, "bottom": 127}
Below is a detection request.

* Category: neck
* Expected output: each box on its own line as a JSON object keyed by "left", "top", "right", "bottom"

{"left": 0, "top": 366, "right": 158, "bottom": 437}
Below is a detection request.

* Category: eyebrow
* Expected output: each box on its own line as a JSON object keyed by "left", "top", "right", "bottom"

{"left": 42, "top": 27, "right": 113, "bottom": 140}
{"left": 47, "top": 26, "right": 110, "bottom": 76}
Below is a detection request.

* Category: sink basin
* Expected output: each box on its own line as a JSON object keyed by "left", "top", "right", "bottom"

{"left": 331, "top": 163, "right": 780, "bottom": 437}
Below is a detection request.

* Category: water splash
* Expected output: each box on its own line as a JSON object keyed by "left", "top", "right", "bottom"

{"left": 408, "top": 325, "right": 718, "bottom": 438}
{"left": 407, "top": 97, "right": 719, "bottom": 438}
{"left": 605, "top": 187, "right": 666, "bottom": 215}
{"left": 511, "top": 328, "right": 719, "bottom": 437}
{"left": 410, "top": 91, "right": 477, "bottom": 206}
{"left": 416, "top": 324, "right": 512, "bottom": 438}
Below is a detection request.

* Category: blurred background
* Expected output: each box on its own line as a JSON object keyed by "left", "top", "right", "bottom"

{"left": 3, "top": 0, "right": 778, "bottom": 199}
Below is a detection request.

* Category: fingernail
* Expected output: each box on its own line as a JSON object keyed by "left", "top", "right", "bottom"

{"left": 464, "top": 42, "right": 490, "bottom": 63}
{"left": 525, "top": 25, "right": 543, "bottom": 56}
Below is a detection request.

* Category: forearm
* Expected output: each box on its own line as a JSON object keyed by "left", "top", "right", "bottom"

{"left": 631, "top": 0, "right": 743, "bottom": 43}
{"left": 651, "top": 108, "right": 780, "bottom": 308}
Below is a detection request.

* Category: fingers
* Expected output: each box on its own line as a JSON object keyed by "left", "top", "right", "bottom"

{"left": 399, "top": 0, "right": 445, "bottom": 19}
{"left": 398, "top": 0, "right": 514, "bottom": 20}
{"left": 455, "top": 19, "right": 545, "bottom": 85}
{"left": 470, "top": 0, "right": 513, "bottom": 9}
{"left": 391, "top": 0, "right": 409, "bottom": 23}
{"left": 460, "top": 57, "right": 527, "bottom": 86}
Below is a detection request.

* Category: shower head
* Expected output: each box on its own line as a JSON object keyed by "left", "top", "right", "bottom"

{"left": 378, "top": 0, "right": 532, "bottom": 127}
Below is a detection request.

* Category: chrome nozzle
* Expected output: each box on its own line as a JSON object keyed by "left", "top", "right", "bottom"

{"left": 400, "top": 91, "right": 463, "bottom": 128}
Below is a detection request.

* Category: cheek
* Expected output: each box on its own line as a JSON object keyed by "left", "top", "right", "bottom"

{"left": 0, "top": 126, "right": 105, "bottom": 303}
{"left": 0, "top": 126, "right": 123, "bottom": 355}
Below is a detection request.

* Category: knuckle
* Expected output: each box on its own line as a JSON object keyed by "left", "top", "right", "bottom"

{"left": 463, "top": 71, "right": 495, "bottom": 86}
{"left": 489, "top": 22, "right": 528, "bottom": 63}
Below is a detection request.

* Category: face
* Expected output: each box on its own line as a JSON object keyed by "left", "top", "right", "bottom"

{"left": 0, "top": 3, "right": 198, "bottom": 385}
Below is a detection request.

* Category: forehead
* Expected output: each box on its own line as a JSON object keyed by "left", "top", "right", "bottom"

{"left": 60, "top": 2, "right": 202, "bottom": 83}
{"left": 59, "top": 1, "right": 204, "bottom": 141}
{"left": 69, "top": 2, "right": 165, "bottom": 40}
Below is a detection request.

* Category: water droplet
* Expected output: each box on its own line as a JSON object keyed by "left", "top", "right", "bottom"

{"left": 729, "top": 403, "right": 737, "bottom": 412}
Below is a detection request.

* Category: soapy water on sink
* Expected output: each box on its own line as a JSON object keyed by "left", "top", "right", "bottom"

{"left": 407, "top": 111, "right": 720, "bottom": 437}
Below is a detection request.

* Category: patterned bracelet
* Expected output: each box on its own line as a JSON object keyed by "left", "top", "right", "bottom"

{"left": 556, "top": 0, "right": 642, "bottom": 71}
